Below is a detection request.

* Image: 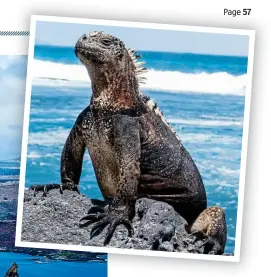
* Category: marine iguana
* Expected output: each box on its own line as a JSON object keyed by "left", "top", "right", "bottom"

{"left": 30, "top": 31, "right": 227, "bottom": 251}
{"left": 5, "top": 263, "right": 19, "bottom": 277}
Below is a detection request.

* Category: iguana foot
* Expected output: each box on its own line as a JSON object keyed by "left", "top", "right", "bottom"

{"left": 189, "top": 230, "right": 207, "bottom": 241}
{"left": 80, "top": 199, "right": 113, "bottom": 219}
{"left": 79, "top": 204, "right": 134, "bottom": 245}
{"left": 30, "top": 183, "right": 80, "bottom": 197}
{"left": 88, "top": 198, "right": 113, "bottom": 212}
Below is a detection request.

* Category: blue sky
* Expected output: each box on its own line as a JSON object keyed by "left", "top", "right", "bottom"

{"left": 35, "top": 21, "right": 249, "bottom": 56}
{"left": 0, "top": 56, "right": 27, "bottom": 160}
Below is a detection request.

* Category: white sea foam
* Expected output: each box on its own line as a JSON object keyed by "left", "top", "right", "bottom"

{"left": 168, "top": 118, "right": 243, "bottom": 127}
{"left": 0, "top": 181, "right": 19, "bottom": 186}
{"left": 141, "top": 70, "right": 246, "bottom": 95}
{"left": 181, "top": 133, "right": 241, "bottom": 144}
{"left": 31, "top": 59, "right": 247, "bottom": 95}
{"left": 27, "top": 152, "right": 41, "bottom": 158}
{"left": 28, "top": 130, "right": 69, "bottom": 146}
{"left": 217, "top": 166, "right": 240, "bottom": 176}
{"left": 0, "top": 166, "right": 20, "bottom": 170}
{"left": 28, "top": 151, "right": 61, "bottom": 159}
{"left": 30, "top": 118, "right": 67, "bottom": 123}
{"left": 0, "top": 175, "right": 19, "bottom": 180}
{"left": 31, "top": 108, "right": 82, "bottom": 118}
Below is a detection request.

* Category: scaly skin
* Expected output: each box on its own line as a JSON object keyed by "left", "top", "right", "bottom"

{"left": 30, "top": 31, "right": 227, "bottom": 252}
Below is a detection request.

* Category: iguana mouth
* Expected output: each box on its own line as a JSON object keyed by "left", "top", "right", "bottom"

{"left": 74, "top": 47, "right": 92, "bottom": 57}
{"left": 74, "top": 46, "right": 102, "bottom": 63}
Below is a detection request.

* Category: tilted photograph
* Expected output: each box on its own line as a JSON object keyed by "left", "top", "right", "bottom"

{"left": 15, "top": 16, "right": 255, "bottom": 261}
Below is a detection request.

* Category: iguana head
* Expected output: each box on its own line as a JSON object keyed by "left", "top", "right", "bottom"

{"left": 75, "top": 31, "right": 126, "bottom": 66}
{"left": 75, "top": 31, "right": 146, "bottom": 109}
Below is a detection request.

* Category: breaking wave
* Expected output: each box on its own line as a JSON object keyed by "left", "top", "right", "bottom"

{"left": 32, "top": 60, "right": 247, "bottom": 95}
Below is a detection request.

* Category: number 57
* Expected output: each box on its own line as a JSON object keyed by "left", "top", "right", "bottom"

{"left": 243, "top": 9, "right": 251, "bottom": 15}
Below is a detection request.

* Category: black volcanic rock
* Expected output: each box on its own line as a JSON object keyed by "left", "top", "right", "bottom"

{"left": 0, "top": 182, "right": 18, "bottom": 219}
{"left": 5, "top": 262, "right": 18, "bottom": 277}
{"left": 0, "top": 182, "right": 18, "bottom": 202}
{"left": 22, "top": 189, "right": 224, "bottom": 255}
{"left": 0, "top": 182, "right": 18, "bottom": 249}
{"left": 0, "top": 221, "right": 16, "bottom": 249}
{"left": 0, "top": 182, "right": 106, "bottom": 263}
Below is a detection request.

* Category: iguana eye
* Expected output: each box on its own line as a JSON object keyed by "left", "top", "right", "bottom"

{"left": 101, "top": 38, "right": 112, "bottom": 46}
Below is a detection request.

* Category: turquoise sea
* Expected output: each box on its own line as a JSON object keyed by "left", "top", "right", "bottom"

{"left": 0, "top": 252, "right": 107, "bottom": 277}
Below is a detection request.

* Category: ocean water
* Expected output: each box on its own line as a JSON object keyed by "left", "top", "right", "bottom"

{"left": 24, "top": 45, "right": 248, "bottom": 254}
{"left": 0, "top": 252, "right": 107, "bottom": 277}
{"left": 0, "top": 159, "right": 20, "bottom": 183}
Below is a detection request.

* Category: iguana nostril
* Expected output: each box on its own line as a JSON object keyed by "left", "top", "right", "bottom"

{"left": 82, "top": 35, "right": 87, "bottom": 40}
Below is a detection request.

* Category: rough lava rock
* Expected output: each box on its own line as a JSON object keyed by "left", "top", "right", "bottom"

{"left": 0, "top": 182, "right": 18, "bottom": 250}
{"left": 0, "top": 182, "right": 18, "bottom": 220}
{"left": 22, "top": 188, "right": 224, "bottom": 255}
{"left": 4, "top": 262, "right": 19, "bottom": 277}
{"left": 0, "top": 183, "right": 106, "bottom": 262}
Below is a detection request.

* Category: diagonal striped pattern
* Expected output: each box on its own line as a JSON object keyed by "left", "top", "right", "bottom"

{"left": 0, "top": 31, "right": 29, "bottom": 36}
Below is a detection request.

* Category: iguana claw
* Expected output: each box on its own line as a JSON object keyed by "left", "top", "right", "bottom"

{"left": 29, "top": 183, "right": 80, "bottom": 197}
{"left": 189, "top": 230, "right": 207, "bottom": 241}
{"left": 79, "top": 204, "right": 134, "bottom": 245}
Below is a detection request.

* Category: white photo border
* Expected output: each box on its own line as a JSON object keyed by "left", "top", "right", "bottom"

{"left": 15, "top": 14, "right": 256, "bottom": 263}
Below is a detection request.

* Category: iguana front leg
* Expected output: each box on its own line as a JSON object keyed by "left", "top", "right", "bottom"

{"left": 30, "top": 112, "right": 86, "bottom": 196}
{"left": 79, "top": 115, "right": 141, "bottom": 245}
